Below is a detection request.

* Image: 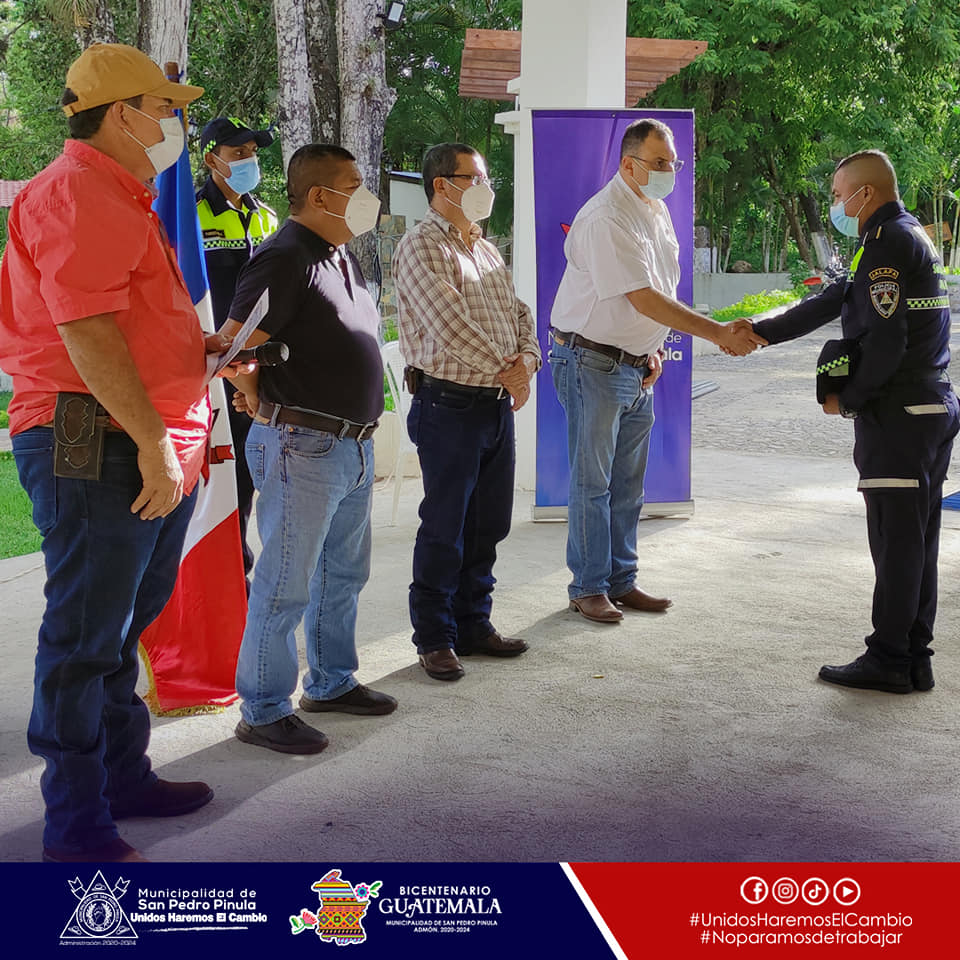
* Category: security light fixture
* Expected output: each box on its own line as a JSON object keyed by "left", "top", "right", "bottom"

{"left": 378, "top": 1, "right": 406, "bottom": 30}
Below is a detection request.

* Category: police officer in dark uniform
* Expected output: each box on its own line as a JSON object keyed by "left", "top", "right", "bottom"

{"left": 196, "top": 117, "right": 278, "bottom": 587}
{"left": 748, "top": 150, "right": 959, "bottom": 694}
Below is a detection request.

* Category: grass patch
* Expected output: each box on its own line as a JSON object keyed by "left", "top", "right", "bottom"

{"left": 0, "top": 451, "right": 42, "bottom": 559}
{"left": 712, "top": 287, "right": 805, "bottom": 324}
{"left": 0, "top": 390, "right": 10, "bottom": 429}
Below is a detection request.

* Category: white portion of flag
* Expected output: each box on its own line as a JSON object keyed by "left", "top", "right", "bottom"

{"left": 559, "top": 863, "right": 629, "bottom": 960}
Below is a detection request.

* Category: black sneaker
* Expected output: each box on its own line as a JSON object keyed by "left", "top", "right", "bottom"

{"left": 235, "top": 716, "right": 329, "bottom": 754}
{"left": 911, "top": 658, "right": 934, "bottom": 692}
{"left": 299, "top": 684, "right": 397, "bottom": 716}
{"left": 818, "top": 654, "right": 912, "bottom": 694}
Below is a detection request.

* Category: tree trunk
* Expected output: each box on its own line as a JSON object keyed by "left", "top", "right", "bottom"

{"left": 305, "top": 0, "right": 339, "bottom": 144}
{"left": 338, "top": 0, "right": 397, "bottom": 287}
{"left": 138, "top": 0, "right": 191, "bottom": 72}
{"left": 77, "top": 0, "right": 116, "bottom": 47}
{"left": 273, "top": 0, "right": 316, "bottom": 171}
{"left": 799, "top": 190, "right": 831, "bottom": 269}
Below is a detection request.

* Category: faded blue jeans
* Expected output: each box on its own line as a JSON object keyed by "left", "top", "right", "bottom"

{"left": 236, "top": 421, "right": 373, "bottom": 726}
{"left": 549, "top": 338, "right": 655, "bottom": 600}
{"left": 13, "top": 427, "right": 196, "bottom": 853}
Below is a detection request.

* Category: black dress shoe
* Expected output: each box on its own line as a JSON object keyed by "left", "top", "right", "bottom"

{"left": 111, "top": 778, "right": 214, "bottom": 820}
{"left": 300, "top": 684, "right": 398, "bottom": 715}
{"left": 911, "top": 658, "right": 934, "bottom": 692}
{"left": 43, "top": 838, "right": 148, "bottom": 863}
{"left": 818, "top": 654, "right": 913, "bottom": 694}
{"left": 418, "top": 648, "right": 465, "bottom": 681}
{"left": 456, "top": 630, "right": 528, "bottom": 657}
{"left": 235, "top": 715, "right": 329, "bottom": 754}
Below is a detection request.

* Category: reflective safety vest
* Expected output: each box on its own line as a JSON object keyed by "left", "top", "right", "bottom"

{"left": 196, "top": 177, "right": 278, "bottom": 328}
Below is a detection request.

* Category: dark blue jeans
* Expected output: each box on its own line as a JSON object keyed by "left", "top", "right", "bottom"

{"left": 13, "top": 427, "right": 197, "bottom": 853}
{"left": 406, "top": 382, "right": 515, "bottom": 652}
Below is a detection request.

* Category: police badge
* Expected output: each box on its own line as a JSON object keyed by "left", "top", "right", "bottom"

{"left": 869, "top": 280, "right": 900, "bottom": 318}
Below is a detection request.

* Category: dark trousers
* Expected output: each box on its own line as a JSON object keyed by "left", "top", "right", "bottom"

{"left": 854, "top": 388, "right": 959, "bottom": 666}
{"left": 13, "top": 428, "right": 196, "bottom": 853}
{"left": 406, "top": 381, "right": 515, "bottom": 652}
{"left": 225, "top": 381, "right": 255, "bottom": 580}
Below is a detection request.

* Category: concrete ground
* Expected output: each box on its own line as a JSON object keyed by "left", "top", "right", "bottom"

{"left": 1, "top": 320, "right": 959, "bottom": 863}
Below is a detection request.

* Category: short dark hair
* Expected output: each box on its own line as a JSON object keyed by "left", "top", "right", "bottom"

{"left": 61, "top": 88, "right": 142, "bottom": 140}
{"left": 620, "top": 118, "right": 673, "bottom": 160}
{"left": 286, "top": 144, "right": 356, "bottom": 212}
{"left": 421, "top": 142, "right": 479, "bottom": 202}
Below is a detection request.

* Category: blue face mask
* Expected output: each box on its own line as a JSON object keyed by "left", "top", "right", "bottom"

{"left": 829, "top": 185, "right": 866, "bottom": 238}
{"left": 222, "top": 156, "right": 261, "bottom": 194}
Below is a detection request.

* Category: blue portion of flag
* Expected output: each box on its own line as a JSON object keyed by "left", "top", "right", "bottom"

{"left": 153, "top": 116, "right": 209, "bottom": 307}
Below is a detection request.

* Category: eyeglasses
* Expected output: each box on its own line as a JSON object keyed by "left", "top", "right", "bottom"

{"left": 444, "top": 174, "right": 492, "bottom": 187}
{"left": 629, "top": 155, "right": 684, "bottom": 174}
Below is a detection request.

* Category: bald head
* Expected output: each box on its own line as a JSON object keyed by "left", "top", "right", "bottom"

{"left": 831, "top": 150, "right": 899, "bottom": 233}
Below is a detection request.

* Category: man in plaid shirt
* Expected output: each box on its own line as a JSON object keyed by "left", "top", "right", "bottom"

{"left": 394, "top": 142, "right": 541, "bottom": 681}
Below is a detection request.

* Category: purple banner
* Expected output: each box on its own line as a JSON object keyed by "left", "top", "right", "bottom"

{"left": 532, "top": 109, "right": 695, "bottom": 510}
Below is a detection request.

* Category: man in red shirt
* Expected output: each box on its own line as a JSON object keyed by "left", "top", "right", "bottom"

{"left": 0, "top": 43, "right": 224, "bottom": 862}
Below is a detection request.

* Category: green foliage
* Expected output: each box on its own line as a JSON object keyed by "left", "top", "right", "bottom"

{"left": 712, "top": 288, "right": 803, "bottom": 324}
{"left": 0, "top": 389, "right": 10, "bottom": 428}
{"left": 0, "top": 451, "right": 42, "bottom": 559}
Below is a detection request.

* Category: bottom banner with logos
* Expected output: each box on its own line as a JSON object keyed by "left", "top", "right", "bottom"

{"left": 3, "top": 861, "right": 956, "bottom": 957}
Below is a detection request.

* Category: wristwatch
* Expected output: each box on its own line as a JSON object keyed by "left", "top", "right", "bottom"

{"left": 839, "top": 400, "right": 858, "bottom": 419}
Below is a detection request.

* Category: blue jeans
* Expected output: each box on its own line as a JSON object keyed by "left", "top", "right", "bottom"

{"left": 236, "top": 422, "right": 373, "bottom": 725}
{"left": 13, "top": 427, "right": 197, "bottom": 853}
{"left": 406, "top": 382, "right": 515, "bottom": 652}
{"left": 549, "top": 339, "right": 655, "bottom": 600}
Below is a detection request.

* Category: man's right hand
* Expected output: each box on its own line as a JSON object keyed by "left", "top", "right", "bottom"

{"left": 131, "top": 435, "right": 184, "bottom": 520}
{"left": 718, "top": 319, "right": 767, "bottom": 356}
{"left": 232, "top": 388, "right": 259, "bottom": 419}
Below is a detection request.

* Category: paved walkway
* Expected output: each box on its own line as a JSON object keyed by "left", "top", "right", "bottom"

{"left": 1, "top": 321, "right": 959, "bottom": 863}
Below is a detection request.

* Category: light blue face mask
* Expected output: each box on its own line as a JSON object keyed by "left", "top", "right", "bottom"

{"left": 829, "top": 185, "right": 866, "bottom": 237}
{"left": 222, "top": 156, "right": 261, "bottom": 194}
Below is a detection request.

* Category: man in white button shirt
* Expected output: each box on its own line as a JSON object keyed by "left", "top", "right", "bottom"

{"left": 550, "top": 118, "right": 763, "bottom": 624}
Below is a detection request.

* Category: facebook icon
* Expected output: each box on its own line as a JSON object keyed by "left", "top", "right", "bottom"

{"left": 740, "top": 876, "right": 769, "bottom": 904}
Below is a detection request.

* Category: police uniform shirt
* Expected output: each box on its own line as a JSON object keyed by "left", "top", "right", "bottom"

{"left": 753, "top": 201, "right": 951, "bottom": 411}
{"left": 227, "top": 219, "right": 384, "bottom": 424}
{"left": 551, "top": 172, "right": 681, "bottom": 357}
{"left": 196, "top": 178, "right": 278, "bottom": 328}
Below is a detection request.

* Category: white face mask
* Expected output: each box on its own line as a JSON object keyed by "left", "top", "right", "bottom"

{"left": 123, "top": 105, "right": 184, "bottom": 176}
{"left": 629, "top": 160, "right": 675, "bottom": 201}
{"left": 445, "top": 179, "right": 495, "bottom": 222}
{"left": 323, "top": 183, "right": 381, "bottom": 236}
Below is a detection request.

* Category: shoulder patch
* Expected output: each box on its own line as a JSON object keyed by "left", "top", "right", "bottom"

{"left": 868, "top": 266, "right": 899, "bottom": 281}
{"left": 202, "top": 228, "right": 226, "bottom": 239}
{"left": 869, "top": 280, "right": 900, "bottom": 318}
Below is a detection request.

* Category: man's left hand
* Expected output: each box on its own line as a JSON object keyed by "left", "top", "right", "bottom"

{"left": 642, "top": 351, "right": 662, "bottom": 389}
{"left": 204, "top": 332, "right": 256, "bottom": 378}
{"left": 822, "top": 394, "right": 841, "bottom": 415}
{"left": 498, "top": 352, "right": 537, "bottom": 411}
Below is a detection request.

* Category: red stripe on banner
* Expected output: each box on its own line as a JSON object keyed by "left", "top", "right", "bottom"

{"left": 139, "top": 512, "right": 246, "bottom": 713}
{"left": 568, "top": 862, "right": 960, "bottom": 957}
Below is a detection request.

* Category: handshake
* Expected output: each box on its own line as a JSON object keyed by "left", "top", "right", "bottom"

{"left": 717, "top": 318, "right": 767, "bottom": 357}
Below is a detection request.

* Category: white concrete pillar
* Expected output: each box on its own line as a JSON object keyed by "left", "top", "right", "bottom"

{"left": 501, "top": 0, "right": 627, "bottom": 490}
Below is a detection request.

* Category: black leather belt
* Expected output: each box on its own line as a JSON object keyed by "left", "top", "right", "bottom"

{"left": 420, "top": 373, "right": 506, "bottom": 400}
{"left": 550, "top": 327, "right": 649, "bottom": 369}
{"left": 258, "top": 401, "right": 378, "bottom": 439}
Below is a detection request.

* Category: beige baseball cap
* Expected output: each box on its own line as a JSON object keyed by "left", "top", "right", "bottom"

{"left": 63, "top": 43, "right": 203, "bottom": 116}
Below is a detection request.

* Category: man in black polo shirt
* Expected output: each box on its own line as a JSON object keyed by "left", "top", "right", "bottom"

{"left": 196, "top": 117, "right": 278, "bottom": 588}
{"left": 224, "top": 144, "right": 396, "bottom": 754}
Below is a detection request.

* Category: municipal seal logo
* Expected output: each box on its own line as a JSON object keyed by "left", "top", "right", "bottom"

{"left": 289, "top": 869, "right": 383, "bottom": 946}
{"left": 869, "top": 280, "right": 900, "bottom": 318}
{"left": 60, "top": 870, "right": 137, "bottom": 941}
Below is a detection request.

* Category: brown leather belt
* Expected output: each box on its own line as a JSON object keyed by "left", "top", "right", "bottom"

{"left": 420, "top": 372, "right": 506, "bottom": 400}
{"left": 550, "top": 327, "right": 649, "bottom": 369}
{"left": 258, "top": 401, "right": 378, "bottom": 440}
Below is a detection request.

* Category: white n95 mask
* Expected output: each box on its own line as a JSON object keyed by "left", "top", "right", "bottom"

{"left": 446, "top": 179, "right": 496, "bottom": 222}
{"left": 324, "top": 183, "right": 382, "bottom": 237}
{"left": 124, "top": 106, "right": 185, "bottom": 176}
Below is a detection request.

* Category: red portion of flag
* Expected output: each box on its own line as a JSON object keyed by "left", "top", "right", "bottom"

{"left": 569, "top": 862, "right": 960, "bottom": 957}
{"left": 139, "top": 512, "right": 246, "bottom": 713}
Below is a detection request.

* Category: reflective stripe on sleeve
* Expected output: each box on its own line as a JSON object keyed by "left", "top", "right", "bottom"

{"left": 905, "top": 296, "right": 950, "bottom": 310}
{"left": 857, "top": 477, "right": 920, "bottom": 490}
{"left": 904, "top": 404, "right": 949, "bottom": 415}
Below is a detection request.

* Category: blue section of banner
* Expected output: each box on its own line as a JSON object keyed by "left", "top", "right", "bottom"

{"left": 2, "top": 862, "right": 612, "bottom": 958}
{"left": 532, "top": 109, "right": 695, "bottom": 509}
{"left": 153, "top": 120, "right": 209, "bottom": 307}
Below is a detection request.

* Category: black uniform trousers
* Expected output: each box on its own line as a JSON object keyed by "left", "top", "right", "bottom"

{"left": 854, "top": 383, "right": 959, "bottom": 666}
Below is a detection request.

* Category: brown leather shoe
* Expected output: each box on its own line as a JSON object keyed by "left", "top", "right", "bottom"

{"left": 612, "top": 587, "right": 673, "bottom": 613}
{"left": 419, "top": 648, "right": 465, "bottom": 681}
{"left": 456, "top": 630, "right": 528, "bottom": 657}
{"left": 110, "top": 778, "right": 214, "bottom": 820}
{"left": 569, "top": 594, "right": 623, "bottom": 623}
{"left": 43, "top": 838, "right": 148, "bottom": 863}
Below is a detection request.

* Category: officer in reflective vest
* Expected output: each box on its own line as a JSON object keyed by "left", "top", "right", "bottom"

{"left": 746, "top": 150, "right": 959, "bottom": 694}
{"left": 197, "top": 117, "right": 279, "bottom": 587}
